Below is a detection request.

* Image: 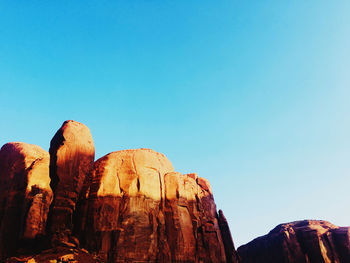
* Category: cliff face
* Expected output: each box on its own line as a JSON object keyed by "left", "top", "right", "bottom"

{"left": 237, "top": 220, "right": 350, "bottom": 263}
{"left": 77, "top": 149, "right": 229, "bottom": 262}
{"left": 0, "top": 142, "right": 52, "bottom": 260}
{"left": 0, "top": 120, "right": 238, "bottom": 263}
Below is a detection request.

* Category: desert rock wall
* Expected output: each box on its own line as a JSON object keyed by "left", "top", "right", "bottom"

{"left": 0, "top": 120, "right": 238, "bottom": 263}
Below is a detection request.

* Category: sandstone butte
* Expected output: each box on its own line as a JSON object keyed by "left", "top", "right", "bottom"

{"left": 237, "top": 220, "right": 350, "bottom": 263}
{"left": 0, "top": 120, "right": 239, "bottom": 263}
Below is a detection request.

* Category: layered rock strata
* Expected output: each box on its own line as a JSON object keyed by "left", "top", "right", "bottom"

{"left": 78, "top": 149, "right": 231, "bottom": 263}
{"left": 237, "top": 220, "right": 350, "bottom": 263}
{"left": 0, "top": 142, "right": 53, "bottom": 259}
{"left": 48, "top": 120, "right": 95, "bottom": 245}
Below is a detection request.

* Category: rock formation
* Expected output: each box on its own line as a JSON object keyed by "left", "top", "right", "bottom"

{"left": 0, "top": 142, "right": 52, "bottom": 259}
{"left": 3, "top": 120, "right": 350, "bottom": 263}
{"left": 0, "top": 120, "right": 239, "bottom": 262}
{"left": 219, "top": 210, "right": 240, "bottom": 263}
{"left": 237, "top": 220, "right": 350, "bottom": 263}
{"left": 78, "top": 149, "right": 231, "bottom": 262}
{"left": 48, "top": 120, "right": 95, "bottom": 246}
{"left": 6, "top": 247, "right": 97, "bottom": 263}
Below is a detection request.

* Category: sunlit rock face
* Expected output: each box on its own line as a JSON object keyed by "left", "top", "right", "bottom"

{"left": 78, "top": 149, "right": 232, "bottom": 263}
{"left": 0, "top": 121, "right": 239, "bottom": 262}
{"left": 237, "top": 220, "right": 350, "bottom": 263}
{"left": 0, "top": 142, "right": 53, "bottom": 259}
{"left": 48, "top": 120, "right": 95, "bottom": 246}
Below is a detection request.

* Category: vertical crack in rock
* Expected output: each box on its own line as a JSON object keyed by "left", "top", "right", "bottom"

{"left": 116, "top": 159, "right": 123, "bottom": 195}
{"left": 156, "top": 154, "right": 165, "bottom": 209}
{"left": 131, "top": 152, "right": 139, "bottom": 192}
{"left": 158, "top": 170, "right": 163, "bottom": 209}
{"left": 156, "top": 168, "right": 165, "bottom": 261}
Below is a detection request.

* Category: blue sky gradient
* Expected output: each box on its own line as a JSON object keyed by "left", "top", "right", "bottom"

{"left": 1, "top": 1, "right": 350, "bottom": 246}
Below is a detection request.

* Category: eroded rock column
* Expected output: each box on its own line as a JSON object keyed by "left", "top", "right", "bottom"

{"left": 48, "top": 120, "right": 95, "bottom": 246}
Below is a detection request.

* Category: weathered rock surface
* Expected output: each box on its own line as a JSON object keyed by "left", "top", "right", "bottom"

{"left": 48, "top": 120, "right": 95, "bottom": 245}
{"left": 237, "top": 220, "right": 350, "bottom": 263}
{"left": 0, "top": 121, "right": 239, "bottom": 262}
{"left": 0, "top": 142, "right": 53, "bottom": 259}
{"left": 78, "top": 149, "right": 232, "bottom": 262}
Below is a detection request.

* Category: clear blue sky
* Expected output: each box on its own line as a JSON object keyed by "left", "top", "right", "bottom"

{"left": 1, "top": 1, "right": 350, "bottom": 247}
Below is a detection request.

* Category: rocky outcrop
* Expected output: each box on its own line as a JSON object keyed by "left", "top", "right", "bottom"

{"left": 237, "top": 220, "right": 350, "bottom": 263}
{"left": 0, "top": 120, "right": 239, "bottom": 262}
{"left": 48, "top": 120, "right": 95, "bottom": 246}
{"left": 0, "top": 142, "right": 53, "bottom": 259}
{"left": 78, "top": 149, "right": 232, "bottom": 263}
{"left": 6, "top": 247, "right": 97, "bottom": 263}
{"left": 4, "top": 119, "right": 350, "bottom": 263}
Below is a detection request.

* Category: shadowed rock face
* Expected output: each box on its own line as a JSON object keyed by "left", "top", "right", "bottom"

{"left": 48, "top": 120, "right": 95, "bottom": 245}
{"left": 78, "top": 149, "right": 232, "bottom": 263}
{"left": 219, "top": 210, "right": 240, "bottom": 263}
{"left": 237, "top": 220, "right": 350, "bottom": 263}
{"left": 0, "top": 142, "right": 53, "bottom": 259}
